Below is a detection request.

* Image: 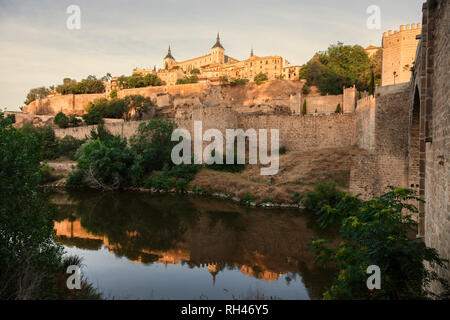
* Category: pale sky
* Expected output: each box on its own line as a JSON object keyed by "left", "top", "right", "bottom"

{"left": 0, "top": 0, "right": 424, "bottom": 111}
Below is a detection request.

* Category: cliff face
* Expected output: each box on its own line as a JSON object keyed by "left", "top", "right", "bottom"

{"left": 22, "top": 80, "right": 304, "bottom": 117}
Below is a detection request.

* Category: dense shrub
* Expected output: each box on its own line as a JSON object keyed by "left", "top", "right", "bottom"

{"left": 82, "top": 108, "right": 104, "bottom": 125}
{"left": 303, "top": 181, "right": 345, "bottom": 215}
{"left": 89, "top": 123, "right": 113, "bottom": 141}
{"left": 38, "top": 164, "right": 62, "bottom": 184}
{"left": 254, "top": 73, "right": 268, "bottom": 85}
{"left": 301, "top": 84, "right": 311, "bottom": 95}
{"left": 20, "top": 124, "right": 59, "bottom": 160}
{"left": 58, "top": 135, "right": 85, "bottom": 160}
{"left": 68, "top": 118, "right": 200, "bottom": 190}
{"left": 5, "top": 113, "right": 16, "bottom": 124}
{"left": 66, "top": 169, "right": 84, "bottom": 187}
{"left": 309, "top": 187, "right": 450, "bottom": 300}
{"left": 54, "top": 112, "right": 70, "bottom": 128}
{"left": 230, "top": 78, "right": 249, "bottom": 86}
{"left": 176, "top": 75, "right": 198, "bottom": 85}
{"left": 68, "top": 114, "right": 82, "bottom": 127}
{"left": 54, "top": 112, "right": 81, "bottom": 128}
{"left": 144, "top": 164, "right": 199, "bottom": 192}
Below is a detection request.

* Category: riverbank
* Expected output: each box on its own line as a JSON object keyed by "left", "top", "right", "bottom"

{"left": 42, "top": 146, "right": 361, "bottom": 207}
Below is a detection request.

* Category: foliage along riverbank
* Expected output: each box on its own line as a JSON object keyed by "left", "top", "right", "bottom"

{"left": 35, "top": 116, "right": 357, "bottom": 208}
{"left": 0, "top": 113, "right": 101, "bottom": 299}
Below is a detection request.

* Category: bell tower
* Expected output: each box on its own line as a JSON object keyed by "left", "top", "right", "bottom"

{"left": 163, "top": 46, "right": 176, "bottom": 69}
{"left": 211, "top": 33, "right": 225, "bottom": 64}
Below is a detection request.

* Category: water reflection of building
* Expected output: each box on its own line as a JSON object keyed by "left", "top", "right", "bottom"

{"left": 240, "top": 265, "right": 283, "bottom": 282}
{"left": 55, "top": 219, "right": 286, "bottom": 283}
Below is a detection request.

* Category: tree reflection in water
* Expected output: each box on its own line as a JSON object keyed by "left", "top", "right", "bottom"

{"left": 53, "top": 191, "right": 338, "bottom": 299}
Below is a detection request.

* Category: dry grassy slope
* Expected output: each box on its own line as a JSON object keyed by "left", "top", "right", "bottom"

{"left": 189, "top": 146, "right": 361, "bottom": 204}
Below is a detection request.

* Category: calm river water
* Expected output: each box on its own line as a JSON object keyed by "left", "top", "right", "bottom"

{"left": 52, "top": 191, "right": 337, "bottom": 300}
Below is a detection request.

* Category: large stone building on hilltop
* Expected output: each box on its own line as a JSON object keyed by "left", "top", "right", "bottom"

{"left": 133, "top": 33, "right": 302, "bottom": 85}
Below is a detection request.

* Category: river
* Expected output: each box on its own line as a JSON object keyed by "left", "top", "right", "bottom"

{"left": 52, "top": 191, "right": 337, "bottom": 300}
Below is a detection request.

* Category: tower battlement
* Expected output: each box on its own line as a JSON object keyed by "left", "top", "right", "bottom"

{"left": 382, "top": 23, "right": 422, "bottom": 39}
{"left": 381, "top": 23, "right": 422, "bottom": 86}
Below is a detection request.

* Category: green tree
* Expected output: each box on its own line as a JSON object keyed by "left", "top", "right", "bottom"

{"left": 24, "top": 87, "right": 51, "bottom": 105}
{"left": 302, "top": 100, "right": 307, "bottom": 116}
{"left": 0, "top": 113, "right": 63, "bottom": 299}
{"left": 300, "top": 43, "right": 372, "bottom": 95}
{"left": 76, "top": 136, "right": 135, "bottom": 190}
{"left": 123, "top": 95, "right": 154, "bottom": 120}
{"left": 56, "top": 77, "right": 105, "bottom": 95}
{"left": 369, "top": 49, "right": 382, "bottom": 87}
{"left": 117, "top": 74, "right": 163, "bottom": 89}
{"left": 129, "top": 118, "right": 178, "bottom": 173}
{"left": 54, "top": 112, "right": 70, "bottom": 128}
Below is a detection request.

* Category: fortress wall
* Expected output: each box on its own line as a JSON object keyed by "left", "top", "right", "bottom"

{"left": 23, "top": 93, "right": 105, "bottom": 116}
{"left": 239, "top": 113, "right": 356, "bottom": 152}
{"left": 55, "top": 109, "right": 356, "bottom": 153}
{"left": 355, "top": 96, "right": 376, "bottom": 151}
{"left": 350, "top": 83, "right": 411, "bottom": 199}
{"left": 303, "top": 95, "right": 343, "bottom": 115}
{"left": 374, "top": 83, "right": 411, "bottom": 157}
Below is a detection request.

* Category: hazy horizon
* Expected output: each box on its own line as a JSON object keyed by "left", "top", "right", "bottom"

{"left": 0, "top": 0, "right": 424, "bottom": 111}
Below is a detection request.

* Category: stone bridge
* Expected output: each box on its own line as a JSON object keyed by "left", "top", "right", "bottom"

{"left": 409, "top": 0, "right": 449, "bottom": 293}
